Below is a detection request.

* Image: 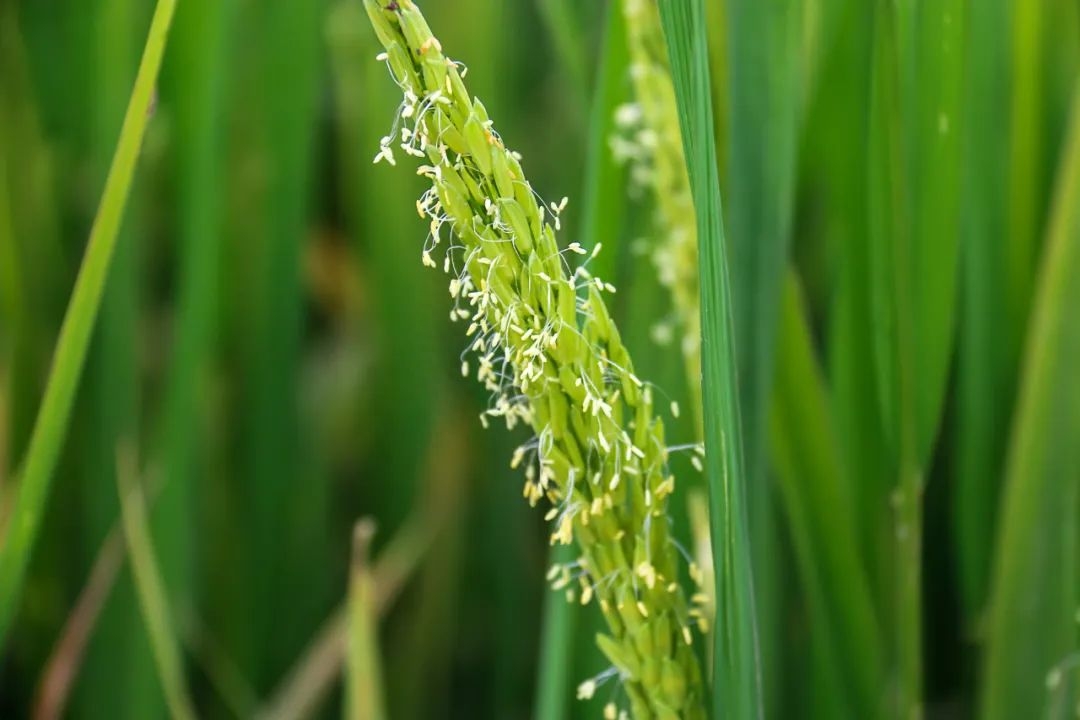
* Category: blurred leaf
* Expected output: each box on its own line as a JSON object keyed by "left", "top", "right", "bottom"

{"left": 658, "top": 1, "right": 762, "bottom": 716}
{"left": 724, "top": 0, "right": 802, "bottom": 710}
{"left": 1005, "top": 0, "right": 1047, "bottom": 362}
{"left": 577, "top": 0, "right": 629, "bottom": 284}
{"left": 909, "top": 0, "right": 965, "bottom": 464}
{"left": 955, "top": 0, "right": 1011, "bottom": 625}
{"left": 962, "top": 0, "right": 1080, "bottom": 652}
{"left": 153, "top": 0, "right": 234, "bottom": 604}
{"left": 226, "top": 0, "right": 324, "bottom": 690}
{"left": 330, "top": 0, "right": 442, "bottom": 541}
{"left": 182, "top": 618, "right": 260, "bottom": 719}
{"left": 868, "top": 1, "right": 966, "bottom": 712}
{"left": 346, "top": 521, "right": 386, "bottom": 720}
{"left": 0, "top": 7, "right": 65, "bottom": 482}
{"left": 0, "top": 117, "right": 17, "bottom": 496}
{"left": 806, "top": 1, "right": 890, "bottom": 621}
{"left": 769, "top": 271, "right": 884, "bottom": 720}
{"left": 725, "top": 0, "right": 801, "bottom": 487}
{"left": 0, "top": 126, "right": 18, "bottom": 367}
{"left": 867, "top": 5, "right": 919, "bottom": 714}
{"left": 867, "top": 0, "right": 908, "bottom": 434}
{"left": 868, "top": 0, "right": 966, "bottom": 466}
{"left": 115, "top": 444, "right": 196, "bottom": 720}
{"left": 258, "top": 478, "right": 434, "bottom": 720}
{"left": 33, "top": 509, "right": 126, "bottom": 720}
{"left": 76, "top": 1, "right": 160, "bottom": 716}
{"left": 535, "top": 544, "right": 576, "bottom": 720}
{"left": 982, "top": 80, "right": 1080, "bottom": 720}
{"left": 0, "top": 0, "right": 177, "bottom": 646}
{"left": 536, "top": 0, "right": 590, "bottom": 110}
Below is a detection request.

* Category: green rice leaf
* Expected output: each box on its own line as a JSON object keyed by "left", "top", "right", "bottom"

{"left": 868, "top": 0, "right": 966, "bottom": 468}
{"left": 981, "top": 79, "right": 1080, "bottom": 720}
{"left": 769, "top": 272, "right": 885, "bottom": 719}
{"left": 227, "top": 0, "right": 323, "bottom": 687}
{"left": 77, "top": 1, "right": 160, "bottom": 715}
{"left": 868, "top": 4, "right": 919, "bottom": 713}
{"left": 725, "top": 0, "right": 801, "bottom": 496}
{"left": 657, "top": 2, "right": 762, "bottom": 717}
{"left": 909, "top": 0, "right": 966, "bottom": 465}
{"left": 153, "top": 0, "right": 234, "bottom": 605}
{"left": 0, "top": 0, "right": 176, "bottom": 646}
{"left": 1005, "top": 0, "right": 1047, "bottom": 363}
{"left": 955, "top": 0, "right": 1011, "bottom": 624}
{"left": 724, "top": 0, "right": 803, "bottom": 709}
{"left": 868, "top": 2, "right": 966, "bottom": 712}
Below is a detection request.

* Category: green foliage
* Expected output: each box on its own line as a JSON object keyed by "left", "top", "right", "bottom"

{"left": 656, "top": 1, "right": 762, "bottom": 717}
{"left": 955, "top": 0, "right": 1011, "bottom": 626}
{"left": 362, "top": 3, "right": 709, "bottom": 715}
{"left": 867, "top": 1, "right": 967, "bottom": 713}
{"left": 0, "top": 0, "right": 176, "bottom": 646}
{"left": 346, "top": 521, "right": 386, "bottom": 720}
{"left": 770, "top": 273, "right": 884, "bottom": 719}
{"left": 1, "top": 1, "right": 1078, "bottom": 718}
{"left": 723, "top": 0, "right": 802, "bottom": 711}
{"left": 982, "top": 81, "right": 1080, "bottom": 720}
{"left": 116, "top": 445, "right": 196, "bottom": 720}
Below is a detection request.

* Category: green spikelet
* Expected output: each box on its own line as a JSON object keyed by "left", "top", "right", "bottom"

{"left": 362, "top": 2, "right": 708, "bottom": 716}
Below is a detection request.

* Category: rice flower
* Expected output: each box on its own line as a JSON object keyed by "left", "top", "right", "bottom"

{"left": 362, "top": 1, "right": 707, "bottom": 717}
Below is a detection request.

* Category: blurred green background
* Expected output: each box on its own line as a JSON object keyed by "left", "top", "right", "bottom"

{"left": 1, "top": 0, "right": 1079, "bottom": 718}
{"left": 0, "top": 2, "right": 614, "bottom": 717}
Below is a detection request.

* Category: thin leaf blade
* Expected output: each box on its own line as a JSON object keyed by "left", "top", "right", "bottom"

{"left": 982, "top": 80, "right": 1080, "bottom": 720}
{"left": 657, "top": 2, "right": 762, "bottom": 717}
{"left": 0, "top": 0, "right": 177, "bottom": 645}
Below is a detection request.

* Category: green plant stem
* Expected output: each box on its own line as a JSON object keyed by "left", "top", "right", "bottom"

{"left": 894, "top": 463, "right": 922, "bottom": 719}
{"left": 0, "top": 0, "right": 176, "bottom": 647}
{"left": 346, "top": 521, "right": 386, "bottom": 720}
{"left": 868, "top": 3, "right": 930, "bottom": 714}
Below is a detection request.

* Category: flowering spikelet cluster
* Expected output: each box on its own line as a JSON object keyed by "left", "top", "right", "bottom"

{"left": 614, "top": 0, "right": 703, "bottom": 431}
{"left": 363, "top": 2, "right": 707, "bottom": 717}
